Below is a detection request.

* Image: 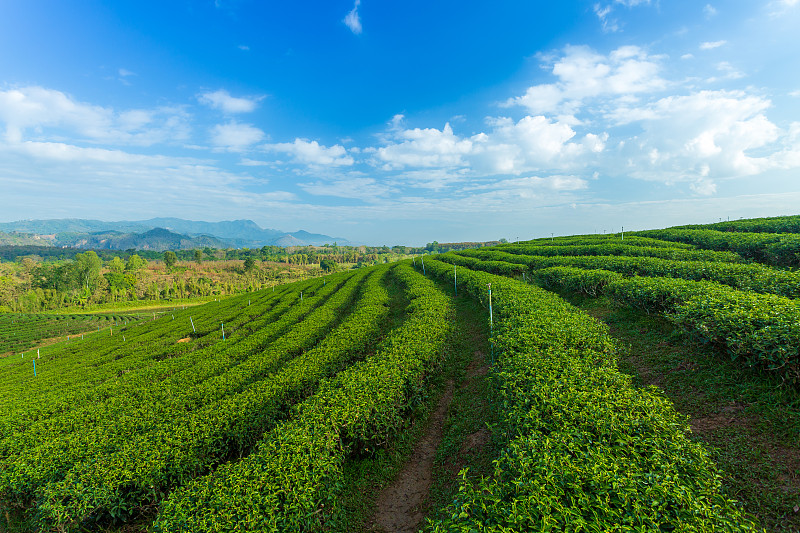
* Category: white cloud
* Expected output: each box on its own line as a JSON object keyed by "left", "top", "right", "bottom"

{"left": 690, "top": 179, "right": 718, "bottom": 195}
{"left": 118, "top": 68, "right": 135, "bottom": 77}
{"left": 375, "top": 113, "right": 601, "bottom": 177}
{"left": 790, "top": 90, "right": 800, "bottom": 97}
{"left": 466, "top": 175, "right": 589, "bottom": 193}
{"left": 504, "top": 45, "right": 666, "bottom": 117}
{"left": 300, "top": 177, "right": 392, "bottom": 201}
{"left": 703, "top": 4, "right": 717, "bottom": 18}
{"left": 0, "top": 86, "right": 188, "bottom": 145}
{"left": 471, "top": 116, "right": 583, "bottom": 174}
{"left": 710, "top": 61, "right": 745, "bottom": 81}
{"left": 264, "top": 138, "right": 354, "bottom": 166}
{"left": 699, "top": 40, "right": 727, "bottom": 50}
{"left": 344, "top": 0, "right": 362, "bottom": 35}
{"left": 377, "top": 123, "right": 473, "bottom": 169}
{"left": 198, "top": 89, "right": 262, "bottom": 113}
{"left": 210, "top": 122, "right": 265, "bottom": 151}
{"left": 609, "top": 90, "right": 784, "bottom": 183}
{"left": 594, "top": 4, "right": 619, "bottom": 33}
{"left": 238, "top": 45, "right": 250, "bottom": 51}
{"left": 593, "top": 0, "right": 652, "bottom": 32}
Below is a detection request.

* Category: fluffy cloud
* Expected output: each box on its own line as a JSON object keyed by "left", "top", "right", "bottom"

{"left": 609, "top": 90, "right": 783, "bottom": 182}
{"left": 210, "top": 122, "right": 265, "bottom": 151}
{"left": 264, "top": 138, "right": 354, "bottom": 166}
{"left": 198, "top": 89, "right": 262, "bottom": 113}
{"left": 377, "top": 123, "right": 473, "bottom": 169}
{"left": 504, "top": 46, "right": 666, "bottom": 117}
{"left": 376, "top": 115, "right": 604, "bottom": 177}
{"left": 0, "top": 86, "right": 188, "bottom": 145}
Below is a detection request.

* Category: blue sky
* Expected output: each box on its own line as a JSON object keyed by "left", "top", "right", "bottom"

{"left": 1, "top": 0, "right": 799, "bottom": 245}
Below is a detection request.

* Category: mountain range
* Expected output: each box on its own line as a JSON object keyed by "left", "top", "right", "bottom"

{"left": 0, "top": 218, "right": 354, "bottom": 251}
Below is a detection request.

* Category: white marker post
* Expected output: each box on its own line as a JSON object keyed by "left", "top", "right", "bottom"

{"left": 190, "top": 317, "right": 196, "bottom": 333}
{"left": 621, "top": 226, "right": 624, "bottom": 241}
{"left": 421, "top": 256, "right": 425, "bottom": 275}
{"left": 222, "top": 323, "right": 225, "bottom": 341}
{"left": 454, "top": 265, "right": 457, "bottom": 296}
{"left": 488, "top": 283, "right": 494, "bottom": 365}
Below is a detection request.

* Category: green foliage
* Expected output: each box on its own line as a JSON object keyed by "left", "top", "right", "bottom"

{"left": 636, "top": 228, "right": 800, "bottom": 267}
{"left": 124, "top": 254, "right": 147, "bottom": 272}
{"left": 320, "top": 258, "right": 338, "bottom": 272}
{"left": 421, "top": 258, "right": 759, "bottom": 533}
{"left": 672, "top": 214, "right": 800, "bottom": 234}
{"left": 106, "top": 256, "right": 125, "bottom": 274}
{"left": 152, "top": 263, "right": 452, "bottom": 531}
{"left": 73, "top": 251, "right": 102, "bottom": 294}
{"left": 528, "top": 265, "right": 800, "bottom": 382}
{"left": 456, "top": 247, "right": 800, "bottom": 298}
{"left": 0, "top": 313, "right": 137, "bottom": 355}
{"left": 162, "top": 250, "right": 177, "bottom": 269}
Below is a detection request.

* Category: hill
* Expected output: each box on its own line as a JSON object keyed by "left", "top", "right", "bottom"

{"left": 0, "top": 218, "right": 354, "bottom": 248}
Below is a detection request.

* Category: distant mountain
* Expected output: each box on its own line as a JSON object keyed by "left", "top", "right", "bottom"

{"left": 0, "top": 218, "right": 354, "bottom": 249}
{"left": 55, "top": 228, "right": 230, "bottom": 252}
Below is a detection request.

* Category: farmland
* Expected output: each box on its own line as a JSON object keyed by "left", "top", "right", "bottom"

{"left": 1, "top": 216, "right": 799, "bottom": 532}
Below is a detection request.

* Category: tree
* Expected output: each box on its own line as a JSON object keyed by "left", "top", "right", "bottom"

{"left": 108, "top": 256, "right": 125, "bottom": 274}
{"left": 74, "top": 251, "right": 102, "bottom": 293}
{"left": 194, "top": 249, "right": 203, "bottom": 264}
{"left": 320, "top": 259, "right": 338, "bottom": 273}
{"left": 163, "top": 250, "right": 177, "bottom": 269}
{"left": 243, "top": 256, "right": 256, "bottom": 272}
{"left": 125, "top": 254, "right": 147, "bottom": 272}
{"left": 499, "top": 238, "right": 509, "bottom": 243}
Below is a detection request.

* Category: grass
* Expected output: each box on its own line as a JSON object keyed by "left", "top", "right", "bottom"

{"left": 559, "top": 290, "right": 800, "bottom": 533}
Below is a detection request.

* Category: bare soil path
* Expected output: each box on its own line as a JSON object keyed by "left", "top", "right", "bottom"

{"left": 368, "top": 292, "right": 492, "bottom": 533}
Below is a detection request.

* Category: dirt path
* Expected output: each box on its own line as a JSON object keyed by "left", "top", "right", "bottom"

{"left": 369, "top": 341, "right": 490, "bottom": 533}
{"left": 371, "top": 380, "right": 455, "bottom": 533}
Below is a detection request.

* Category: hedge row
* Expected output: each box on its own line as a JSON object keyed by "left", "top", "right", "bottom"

{"left": 636, "top": 228, "right": 800, "bottom": 267}
{"left": 498, "top": 243, "right": 742, "bottom": 263}
{"left": 151, "top": 262, "right": 453, "bottom": 532}
{"left": 456, "top": 248, "right": 800, "bottom": 298}
{"left": 422, "top": 258, "right": 759, "bottom": 532}
{"left": 532, "top": 266, "right": 800, "bottom": 380}
{"left": 33, "top": 266, "right": 394, "bottom": 531}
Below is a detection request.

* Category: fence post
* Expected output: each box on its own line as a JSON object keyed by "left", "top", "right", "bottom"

{"left": 488, "top": 283, "right": 494, "bottom": 365}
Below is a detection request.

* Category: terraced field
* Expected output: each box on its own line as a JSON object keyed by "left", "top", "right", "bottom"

{"left": 0, "top": 313, "right": 139, "bottom": 358}
{"left": 2, "top": 217, "right": 799, "bottom": 532}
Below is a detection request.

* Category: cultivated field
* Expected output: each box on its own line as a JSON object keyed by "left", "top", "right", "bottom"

{"left": 1, "top": 216, "right": 799, "bottom": 532}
